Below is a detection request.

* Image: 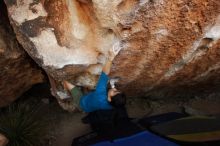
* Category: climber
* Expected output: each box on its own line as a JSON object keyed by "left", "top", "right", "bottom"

{"left": 62, "top": 49, "right": 126, "bottom": 113}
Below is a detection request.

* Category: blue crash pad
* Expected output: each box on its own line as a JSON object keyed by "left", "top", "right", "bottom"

{"left": 91, "top": 131, "right": 178, "bottom": 146}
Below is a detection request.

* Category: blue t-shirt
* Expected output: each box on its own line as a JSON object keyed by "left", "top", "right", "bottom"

{"left": 80, "top": 72, "right": 113, "bottom": 112}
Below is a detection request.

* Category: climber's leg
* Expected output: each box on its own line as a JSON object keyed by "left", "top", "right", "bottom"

{"left": 70, "top": 86, "right": 83, "bottom": 111}
{"left": 63, "top": 80, "right": 83, "bottom": 110}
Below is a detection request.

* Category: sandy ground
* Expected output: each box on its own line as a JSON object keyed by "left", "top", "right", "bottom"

{"left": 50, "top": 112, "right": 90, "bottom": 146}
{"left": 35, "top": 100, "right": 91, "bottom": 146}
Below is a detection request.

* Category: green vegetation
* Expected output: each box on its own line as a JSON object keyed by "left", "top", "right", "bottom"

{"left": 0, "top": 102, "right": 47, "bottom": 146}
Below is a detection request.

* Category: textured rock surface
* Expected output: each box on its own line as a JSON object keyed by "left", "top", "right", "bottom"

{"left": 0, "top": 1, "right": 45, "bottom": 107}
{"left": 3, "top": 0, "right": 220, "bottom": 105}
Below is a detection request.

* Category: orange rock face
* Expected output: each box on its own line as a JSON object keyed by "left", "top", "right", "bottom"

{"left": 3, "top": 0, "right": 220, "bottom": 104}
{"left": 0, "top": 1, "right": 44, "bottom": 107}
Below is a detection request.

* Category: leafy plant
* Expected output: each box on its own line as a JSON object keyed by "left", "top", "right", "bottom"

{"left": 0, "top": 102, "right": 47, "bottom": 146}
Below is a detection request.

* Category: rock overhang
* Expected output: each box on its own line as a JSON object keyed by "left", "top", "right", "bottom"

{"left": 3, "top": 0, "right": 220, "bottom": 108}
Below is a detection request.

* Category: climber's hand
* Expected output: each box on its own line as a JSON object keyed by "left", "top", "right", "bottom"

{"left": 108, "top": 41, "right": 121, "bottom": 61}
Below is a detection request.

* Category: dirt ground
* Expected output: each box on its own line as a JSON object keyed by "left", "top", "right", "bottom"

{"left": 13, "top": 84, "right": 220, "bottom": 146}
{"left": 44, "top": 103, "right": 91, "bottom": 146}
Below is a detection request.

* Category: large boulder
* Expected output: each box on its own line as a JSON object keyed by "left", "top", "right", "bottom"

{"left": 3, "top": 0, "right": 220, "bottom": 106}
{"left": 0, "top": 1, "right": 44, "bottom": 107}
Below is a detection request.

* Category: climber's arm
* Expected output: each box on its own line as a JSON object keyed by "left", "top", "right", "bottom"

{"left": 102, "top": 47, "right": 118, "bottom": 75}
{"left": 102, "top": 59, "right": 113, "bottom": 75}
